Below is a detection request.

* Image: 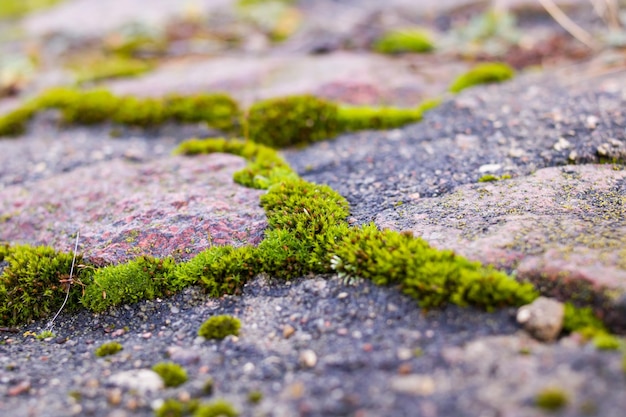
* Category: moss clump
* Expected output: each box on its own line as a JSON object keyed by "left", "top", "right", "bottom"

{"left": 535, "top": 388, "right": 568, "bottom": 412}
{"left": 0, "top": 244, "right": 89, "bottom": 327}
{"left": 0, "top": 104, "right": 39, "bottom": 137}
{"left": 174, "top": 246, "right": 259, "bottom": 297}
{"left": 112, "top": 96, "right": 167, "bottom": 127}
{"left": 193, "top": 400, "right": 238, "bottom": 417}
{"left": 95, "top": 341, "right": 123, "bottom": 357}
{"left": 562, "top": 302, "right": 607, "bottom": 337}
{"left": 246, "top": 95, "right": 340, "bottom": 148}
{"left": 247, "top": 390, "right": 263, "bottom": 404}
{"left": 36, "top": 330, "right": 55, "bottom": 340}
{"left": 449, "top": 62, "right": 514, "bottom": 93}
{"left": 165, "top": 94, "right": 240, "bottom": 133}
{"left": 152, "top": 362, "right": 188, "bottom": 388}
{"left": 198, "top": 315, "right": 241, "bottom": 340}
{"left": 82, "top": 256, "right": 176, "bottom": 313}
{"left": 155, "top": 398, "right": 200, "bottom": 417}
{"left": 373, "top": 28, "right": 435, "bottom": 54}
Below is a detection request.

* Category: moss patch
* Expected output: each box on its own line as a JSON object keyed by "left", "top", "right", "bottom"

{"left": 95, "top": 341, "right": 123, "bottom": 357}
{"left": 535, "top": 388, "right": 568, "bottom": 412}
{"left": 194, "top": 400, "right": 238, "bottom": 417}
{"left": 198, "top": 315, "right": 241, "bottom": 340}
{"left": 68, "top": 55, "right": 154, "bottom": 84}
{"left": 373, "top": 28, "right": 435, "bottom": 54}
{"left": 0, "top": 88, "right": 240, "bottom": 137}
{"left": 0, "top": 244, "right": 90, "bottom": 327}
{"left": 449, "top": 62, "right": 514, "bottom": 93}
{"left": 152, "top": 362, "right": 188, "bottom": 387}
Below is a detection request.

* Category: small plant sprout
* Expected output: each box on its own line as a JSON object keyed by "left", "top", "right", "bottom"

{"left": 36, "top": 330, "right": 55, "bottom": 340}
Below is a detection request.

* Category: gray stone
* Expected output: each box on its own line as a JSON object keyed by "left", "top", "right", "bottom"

{"left": 516, "top": 297, "right": 565, "bottom": 342}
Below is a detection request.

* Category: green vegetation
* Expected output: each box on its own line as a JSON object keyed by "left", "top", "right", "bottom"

{"left": 198, "top": 315, "right": 241, "bottom": 340}
{"left": 247, "top": 390, "right": 263, "bottom": 404}
{"left": 562, "top": 302, "right": 607, "bottom": 338}
{"left": 535, "top": 388, "right": 568, "bottom": 412}
{"left": 0, "top": 244, "right": 89, "bottom": 327}
{"left": 152, "top": 362, "right": 188, "bottom": 387}
{"left": 155, "top": 398, "right": 200, "bottom": 417}
{"left": 245, "top": 95, "right": 431, "bottom": 148}
{"left": 592, "top": 333, "right": 621, "bottom": 350}
{"left": 82, "top": 256, "right": 177, "bottom": 313}
{"left": 478, "top": 173, "right": 511, "bottom": 182}
{"left": 0, "top": 88, "right": 240, "bottom": 137}
{"left": 36, "top": 330, "right": 55, "bottom": 340}
{"left": 373, "top": 28, "right": 435, "bottom": 54}
{"left": 449, "top": 62, "right": 514, "bottom": 93}
{"left": 194, "top": 400, "right": 238, "bottom": 417}
{"left": 0, "top": 0, "right": 65, "bottom": 20}
{"left": 95, "top": 341, "right": 123, "bottom": 357}
{"left": 68, "top": 55, "right": 154, "bottom": 84}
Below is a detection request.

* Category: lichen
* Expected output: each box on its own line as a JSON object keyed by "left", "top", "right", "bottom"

{"left": 449, "top": 62, "right": 514, "bottom": 93}
{"left": 152, "top": 362, "right": 188, "bottom": 387}
{"left": 373, "top": 28, "right": 435, "bottom": 54}
{"left": 198, "top": 315, "right": 241, "bottom": 340}
{"left": 95, "top": 341, "right": 123, "bottom": 357}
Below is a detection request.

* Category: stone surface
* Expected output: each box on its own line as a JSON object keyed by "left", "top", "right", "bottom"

{"left": 108, "top": 369, "right": 164, "bottom": 394}
{"left": 517, "top": 297, "right": 565, "bottom": 342}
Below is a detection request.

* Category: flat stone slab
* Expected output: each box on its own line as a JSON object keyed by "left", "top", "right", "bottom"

{"left": 0, "top": 153, "right": 266, "bottom": 265}
{"left": 108, "top": 52, "right": 467, "bottom": 107}
{"left": 376, "top": 164, "right": 626, "bottom": 329}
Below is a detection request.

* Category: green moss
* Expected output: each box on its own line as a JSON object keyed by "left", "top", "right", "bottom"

{"left": 246, "top": 95, "right": 340, "bottom": 148}
{"left": 338, "top": 106, "right": 422, "bottom": 132}
{"left": 247, "top": 390, "right": 263, "bottom": 404}
{"left": 449, "top": 62, "right": 514, "bottom": 93}
{"left": 478, "top": 174, "right": 511, "bottom": 182}
{"left": 0, "top": 244, "right": 90, "bottom": 327}
{"left": 82, "top": 256, "right": 176, "bottom": 313}
{"left": 0, "top": 88, "right": 240, "bottom": 137}
{"left": 155, "top": 399, "right": 184, "bottom": 417}
{"left": 69, "top": 55, "right": 154, "bottom": 84}
{"left": 373, "top": 28, "right": 435, "bottom": 54}
{"left": 562, "top": 302, "right": 607, "bottom": 336}
{"left": 198, "top": 315, "right": 241, "bottom": 340}
{"left": 0, "top": 0, "right": 65, "bottom": 19}
{"left": 174, "top": 246, "right": 259, "bottom": 297}
{"left": 193, "top": 400, "right": 238, "bottom": 417}
{"left": 95, "top": 341, "right": 123, "bottom": 357}
{"left": 535, "top": 388, "right": 568, "bottom": 412}
{"left": 152, "top": 362, "right": 188, "bottom": 387}
{"left": 35, "top": 330, "right": 55, "bottom": 340}
{"left": 592, "top": 333, "right": 621, "bottom": 350}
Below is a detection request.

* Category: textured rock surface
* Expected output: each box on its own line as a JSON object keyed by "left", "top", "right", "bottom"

{"left": 517, "top": 297, "right": 565, "bottom": 342}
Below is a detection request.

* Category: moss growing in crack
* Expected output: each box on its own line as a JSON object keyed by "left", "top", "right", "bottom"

{"left": 246, "top": 95, "right": 437, "bottom": 148}
{"left": 449, "top": 62, "right": 514, "bottom": 93}
{"left": 0, "top": 244, "right": 90, "bottom": 327}
{"left": 82, "top": 256, "right": 176, "bottom": 313}
{"left": 373, "top": 28, "right": 435, "bottom": 54}
{"left": 194, "top": 400, "right": 239, "bottom": 417}
{"left": 153, "top": 362, "right": 188, "bottom": 387}
{"left": 174, "top": 138, "right": 297, "bottom": 189}
{"left": 330, "top": 225, "right": 537, "bottom": 310}
{"left": 173, "top": 246, "right": 259, "bottom": 297}
{"left": 246, "top": 95, "right": 340, "bottom": 148}
{"left": 0, "top": 88, "right": 240, "bottom": 136}
{"left": 535, "top": 388, "right": 568, "bottom": 412}
{"left": 198, "top": 315, "right": 241, "bottom": 340}
{"left": 95, "top": 341, "right": 123, "bottom": 357}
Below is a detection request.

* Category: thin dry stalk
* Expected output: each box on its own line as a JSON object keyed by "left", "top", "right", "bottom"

{"left": 45, "top": 231, "right": 80, "bottom": 331}
{"left": 537, "top": 0, "right": 599, "bottom": 49}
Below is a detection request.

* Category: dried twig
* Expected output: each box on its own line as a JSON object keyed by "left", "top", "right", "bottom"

{"left": 537, "top": 0, "right": 599, "bottom": 49}
{"left": 45, "top": 232, "right": 80, "bottom": 332}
